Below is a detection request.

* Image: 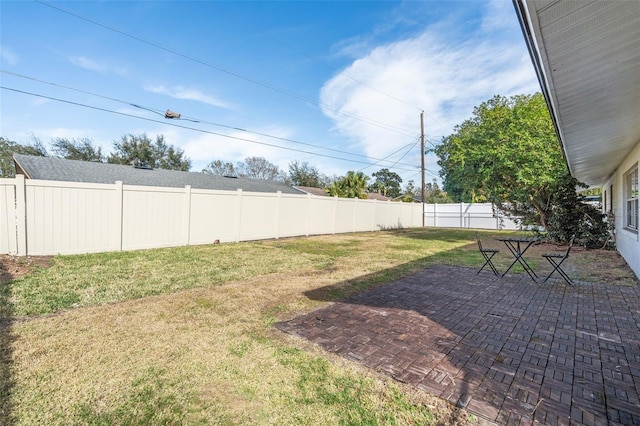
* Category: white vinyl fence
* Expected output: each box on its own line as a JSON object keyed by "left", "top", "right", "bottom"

{"left": 0, "top": 176, "right": 423, "bottom": 256}
{"left": 424, "top": 203, "right": 519, "bottom": 230}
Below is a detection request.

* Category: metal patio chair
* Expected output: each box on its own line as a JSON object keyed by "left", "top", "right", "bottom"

{"left": 542, "top": 235, "right": 575, "bottom": 285}
{"left": 477, "top": 238, "right": 500, "bottom": 276}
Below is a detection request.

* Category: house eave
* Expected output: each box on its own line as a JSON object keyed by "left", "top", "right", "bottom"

{"left": 513, "top": 0, "right": 640, "bottom": 187}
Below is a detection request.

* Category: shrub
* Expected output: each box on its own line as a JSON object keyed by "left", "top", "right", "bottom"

{"left": 543, "top": 174, "right": 613, "bottom": 248}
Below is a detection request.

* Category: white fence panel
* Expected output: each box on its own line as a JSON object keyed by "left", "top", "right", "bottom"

{"left": 277, "top": 193, "right": 309, "bottom": 238}
{"left": 354, "top": 199, "right": 376, "bottom": 232}
{"left": 24, "top": 180, "right": 118, "bottom": 255}
{"left": 188, "top": 189, "right": 239, "bottom": 245}
{"left": 424, "top": 203, "right": 519, "bottom": 230}
{"left": 238, "top": 191, "right": 279, "bottom": 242}
{"left": 463, "top": 203, "right": 498, "bottom": 229}
{"left": 424, "top": 203, "right": 461, "bottom": 228}
{"left": 0, "top": 179, "right": 17, "bottom": 254}
{"left": 333, "top": 198, "right": 357, "bottom": 233}
{"left": 398, "top": 202, "right": 418, "bottom": 229}
{"left": 306, "top": 196, "right": 338, "bottom": 235}
{"left": 122, "top": 185, "right": 186, "bottom": 251}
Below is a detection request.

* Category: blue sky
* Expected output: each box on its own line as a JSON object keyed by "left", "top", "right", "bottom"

{"left": 1, "top": 0, "right": 540, "bottom": 184}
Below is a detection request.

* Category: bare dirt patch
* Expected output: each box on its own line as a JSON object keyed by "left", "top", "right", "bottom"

{"left": 0, "top": 255, "right": 53, "bottom": 284}
{"left": 528, "top": 242, "right": 638, "bottom": 285}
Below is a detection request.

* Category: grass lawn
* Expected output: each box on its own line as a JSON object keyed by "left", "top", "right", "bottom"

{"left": 0, "top": 228, "right": 631, "bottom": 425}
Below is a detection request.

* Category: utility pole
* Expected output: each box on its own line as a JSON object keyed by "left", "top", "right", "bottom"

{"left": 420, "top": 111, "right": 425, "bottom": 227}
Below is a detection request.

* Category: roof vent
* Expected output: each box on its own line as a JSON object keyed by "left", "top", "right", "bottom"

{"left": 131, "top": 159, "right": 153, "bottom": 170}
{"left": 223, "top": 174, "right": 238, "bottom": 179}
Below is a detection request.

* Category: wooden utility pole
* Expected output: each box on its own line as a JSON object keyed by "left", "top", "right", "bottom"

{"left": 420, "top": 111, "right": 425, "bottom": 227}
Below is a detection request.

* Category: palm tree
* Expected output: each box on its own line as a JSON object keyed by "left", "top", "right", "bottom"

{"left": 326, "top": 171, "right": 369, "bottom": 199}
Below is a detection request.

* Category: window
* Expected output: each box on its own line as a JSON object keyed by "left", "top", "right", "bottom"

{"left": 609, "top": 185, "right": 613, "bottom": 213}
{"left": 625, "top": 167, "right": 638, "bottom": 231}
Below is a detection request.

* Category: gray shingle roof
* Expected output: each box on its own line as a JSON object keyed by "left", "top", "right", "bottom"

{"left": 294, "top": 186, "right": 328, "bottom": 197}
{"left": 13, "top": 154, "right": 303, "bottom": 195}
{"left": 294, "top": 185, "right": 394, "bottom": 201}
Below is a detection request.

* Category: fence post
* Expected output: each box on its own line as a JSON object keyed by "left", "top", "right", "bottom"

{"left": 305, "top": 193, "right": 311, "bottom": 236}
{"left": 114, "top": 181, "right": 123, "bottom": 252}
{"left": 433, "top": 203, "right": 437, "bottom": 227}
{"left": 274, "top": 191, "right": 281, "bottom": 239}
{"left": 15, "top": 174, "right": 27, "bottom": 256}
{"left": 0, "top": 180, "right": 16, "bottom": 254}
{"left": 369, "top": 200, "right": 378, "bottom": 231}
{"left": 183, "top": 185, "right": 192, "bottom": 245}
{"left": 234, "top": 189, "right": 243, "bottom": 242}
{"left": 332, "top": 196, "right": 338, "bottom": 234}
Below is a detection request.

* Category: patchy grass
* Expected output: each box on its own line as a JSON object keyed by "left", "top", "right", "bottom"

{"left": 7, "top": 243, "right": 327, "bottom": 316}
{"left": 1, "top": 228, "right": 636, "bottom": 425}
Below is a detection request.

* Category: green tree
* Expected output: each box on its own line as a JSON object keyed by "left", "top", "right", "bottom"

{"left": 237, "top": 156, "right": 285, "bottom": 181}
{"left": 202, "top": 160, "right": 237, "bottom": 176}
{"left": 107, "top": 133, "right": 191, "bottom": 171}
{"left": 424, "top": 179, "right": 454, "bottom": 203}
{"left": 51, "top": 137, "right": 104, "bottom": 162}
{"left": 435, "top": 93, "right": 567, "bottom": 228}
{"left": 400, "top": 179, "right": 418, "bottom": 202}
{"left": 0, "top": 136, "right": 48, "bottom": 177}
{"left": 288, "top": 161, "right": 327, "bottom": 187}
{"left": 326, "top": 171, "right": 369, "bottom": 199}
{"left": 369, "top": 168, "right": 402, "bottom": 198}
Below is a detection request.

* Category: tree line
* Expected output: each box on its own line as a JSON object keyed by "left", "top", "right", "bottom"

{"left": 0, "top": 133, "right": 435, "bottom": 201}
{"left": 0, "top": 133, "right": 191, "bottom": 174}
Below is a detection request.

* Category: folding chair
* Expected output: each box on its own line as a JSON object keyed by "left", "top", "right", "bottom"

{"left": 542, "top": 235, "right": 575, "bottom": 285}
{"left": 477, "top": 238, "right": 500, "bottom": 275}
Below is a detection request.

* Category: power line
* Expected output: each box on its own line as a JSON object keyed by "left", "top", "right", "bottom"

{"left": 357, "top": 138, "right": 419, "bottom": 173}
{"left": 1, "top": 70, "right": 421, "bottom": 169}
{"left": 388, "top": 139, "right": 422, "bottom": 169}
{"left": 36, "top": 0, "right": 418, "bottom": 137}
{"left": 2, "top": 86, "right": 422, "bottom": 173}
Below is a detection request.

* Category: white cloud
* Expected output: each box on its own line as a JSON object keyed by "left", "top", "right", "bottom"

{"left": 144, "top": 84, "right": 233, "bottom": 110}
{"left": 68, "top": 56, "right": 127, "bottom": 76}
{"left": 320, "top": 2, "right": 540, "bottom": 168}
{"left": 481, "top": 0, "right": 519, "bottom": 33}
{"left": 69, "top": 56, "right": 104, "bottom": 72}
{"left": 1, "top": 47, "right": 18, "bottom": 66}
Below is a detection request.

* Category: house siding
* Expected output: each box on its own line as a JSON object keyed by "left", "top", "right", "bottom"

{"left": 604, "top": 141, "right": 640, "bottom": 277}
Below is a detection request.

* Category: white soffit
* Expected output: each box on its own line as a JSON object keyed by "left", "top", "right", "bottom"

{"left": 519, "top": 0, "right": 640, "bottom": 185}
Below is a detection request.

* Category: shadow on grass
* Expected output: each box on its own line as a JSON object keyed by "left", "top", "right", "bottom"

{"left": 303, "top": 231, "right": 504, "bottom": 304}
{"left": 0, "top": 263, "right": 16, "bottom": 426}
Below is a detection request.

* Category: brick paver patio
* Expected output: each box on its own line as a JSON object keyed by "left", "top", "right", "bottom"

{"left": 276, "top": 265, "right": 640, "bottom": 425}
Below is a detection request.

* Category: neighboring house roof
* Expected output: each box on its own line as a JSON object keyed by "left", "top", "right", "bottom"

{"left": 514, "top": 0, "right": 640, "bottom": 186}
{"left": 294, "top": 186, "right": 328, "bottom": 197}
{"left": 365, "top": 192, "right": 393, "bottom": 202}
{"left": 294, "top": 185, "right": 394, "bottom": 201}
{"left": 13, "top": 154, "right": 304, "bottom": 195}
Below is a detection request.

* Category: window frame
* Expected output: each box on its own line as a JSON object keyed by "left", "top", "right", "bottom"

{"left": 624, "top": 165, "right": 638, "bottom": 232}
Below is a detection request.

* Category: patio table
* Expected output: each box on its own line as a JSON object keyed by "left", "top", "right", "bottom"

{"left": 498, "top": 237, "right": 539, "bottom": 281}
